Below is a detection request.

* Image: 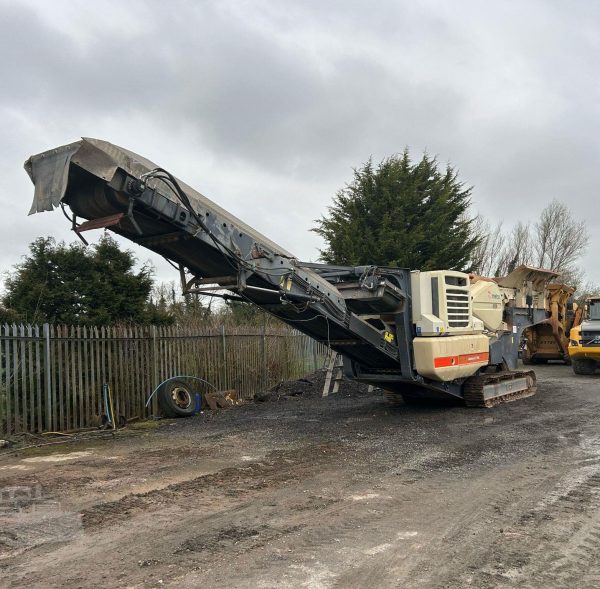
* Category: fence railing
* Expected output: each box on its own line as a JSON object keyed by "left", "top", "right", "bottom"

{"left": 0, "top": 323, "right": 328, "bottom": 436}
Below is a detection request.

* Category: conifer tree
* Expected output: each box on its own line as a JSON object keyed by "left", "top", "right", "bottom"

{"left": 313, "top": 150, "right": 478, "bottom": 271}
{"left": 2, "top": 235, "right": 172, "bottom": 325}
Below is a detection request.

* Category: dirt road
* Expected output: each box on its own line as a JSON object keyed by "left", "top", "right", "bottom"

{"left": 1, "top": 364, "right": 600, "bottom": 588}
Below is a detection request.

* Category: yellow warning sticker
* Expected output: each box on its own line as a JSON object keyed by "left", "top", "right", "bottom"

{"left": 280, "top": 276, "right": 293, "bottom": 291}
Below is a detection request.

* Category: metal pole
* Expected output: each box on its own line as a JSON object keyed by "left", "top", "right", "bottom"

{"left": 43, "top": 323, "right": 52, "bottom": 431}
{"left": 152, "top": 325, "right": 159, "bottom": 414}
{"left": 261, "top": 319, "right": 267, "bottom": 390}
{"left": 221, "top": 325, "right": 227, "bottom": 389}
{"left": 152, "top": 325, "right": 158, "bottom": 387}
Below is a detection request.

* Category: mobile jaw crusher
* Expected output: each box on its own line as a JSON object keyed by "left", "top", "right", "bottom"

{"left": 25, "top": 138, "right": 558, "bottom": 407}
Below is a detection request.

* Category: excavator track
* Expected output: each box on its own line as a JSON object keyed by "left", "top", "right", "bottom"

{"left": 462, "top": 369, "right": 537, "bottom": 408}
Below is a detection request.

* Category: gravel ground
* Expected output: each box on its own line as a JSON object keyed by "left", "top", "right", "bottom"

{"left": 1, "top": 363, "right": 600, "bottom": 588}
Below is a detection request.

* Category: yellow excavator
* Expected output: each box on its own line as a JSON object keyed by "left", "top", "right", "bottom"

{"left": 568, "top": 296, "right": 600, "bottom": 375}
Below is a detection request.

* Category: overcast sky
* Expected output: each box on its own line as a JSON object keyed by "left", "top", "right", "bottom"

{"left": 1, "top": 0, "right": 598, "bottom": 287}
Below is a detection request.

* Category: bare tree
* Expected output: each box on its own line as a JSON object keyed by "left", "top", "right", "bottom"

{"left": 556, "top": 267, "right": 585, "bottom": 290}
{"left": 534, "top": 200, "right": 589, "bottom": 274}
{"left": 469, "top": 216, "right": 505, "bottom": 276}
{"left": 575, "top": 280, "right": 600, "bottom": 304}
{"left": 473, "top": 199, "right": 589, "bottom": 283}
{"left": 495, "top": 222, "right": 534, "bottom": 276}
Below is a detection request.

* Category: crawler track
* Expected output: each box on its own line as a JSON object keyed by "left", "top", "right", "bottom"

{"left": 463, "top": 369, "right": 537, "bottom": 407}
{"left": 383, "top": 370, "right": 537, "bottom": 408}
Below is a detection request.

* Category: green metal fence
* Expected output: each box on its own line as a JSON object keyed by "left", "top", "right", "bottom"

{"left": 0, "top": 323, "right": 327, "bottom": 436}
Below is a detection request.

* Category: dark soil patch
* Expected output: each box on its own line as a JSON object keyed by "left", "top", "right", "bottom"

{"left": 254, "top": 369, "right": 373, "bottom": 402}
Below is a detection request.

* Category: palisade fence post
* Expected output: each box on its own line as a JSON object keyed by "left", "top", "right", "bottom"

{"left": 261, "top": 320, "right": 267, "bottom": 391}
{"left": 221, "top": 325, "right": 227, "bottom": 389}
{"left": 0, "top": 326, "right": 5, "bottom": 435}
{"left": 152, "top": 325, "right": 159, "bottom": 414}
{"left": 43, "top": 323, "right": 52, "bottom": 432}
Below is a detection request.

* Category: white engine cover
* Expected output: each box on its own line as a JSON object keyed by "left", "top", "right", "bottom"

{"left": 413, "top": 334, "right": 490, "bottom": 381}
{"left": 470, "top": 280, "right": 504, "bottom": 331}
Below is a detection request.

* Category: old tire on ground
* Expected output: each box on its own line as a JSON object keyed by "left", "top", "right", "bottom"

{"left": 157, "top": 379, "right": 196, "bottom": 417}
{"left": 572, "top": 358, "right": 596, "bottom": 375}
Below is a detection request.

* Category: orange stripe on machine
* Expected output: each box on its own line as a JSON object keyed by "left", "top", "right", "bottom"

{"left": 433, "top": 352, "right": 489, "bottom": 368}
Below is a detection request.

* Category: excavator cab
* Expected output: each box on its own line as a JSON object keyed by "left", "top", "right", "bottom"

{"left": 568, "top": 296, "right": 600, "bottom": 375}
{"left": 590, "top": 298, "right": 600, "bottom": 321}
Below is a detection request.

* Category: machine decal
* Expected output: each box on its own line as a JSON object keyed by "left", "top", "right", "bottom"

{"left": 434, "top": 352, "right": 489, "bottom": 368}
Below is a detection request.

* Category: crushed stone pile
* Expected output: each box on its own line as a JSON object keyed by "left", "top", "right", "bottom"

{"left": 254, "top": 369, "right": 375, "bottom": 403}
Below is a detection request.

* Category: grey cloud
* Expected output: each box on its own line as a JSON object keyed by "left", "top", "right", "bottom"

{"left": 0, "top": 0, "right": 599, "bottom": 286}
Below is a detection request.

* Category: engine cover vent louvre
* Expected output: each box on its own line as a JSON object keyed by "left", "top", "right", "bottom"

{"left": 446, "top": 288, "right": 470, "bottom": 327}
